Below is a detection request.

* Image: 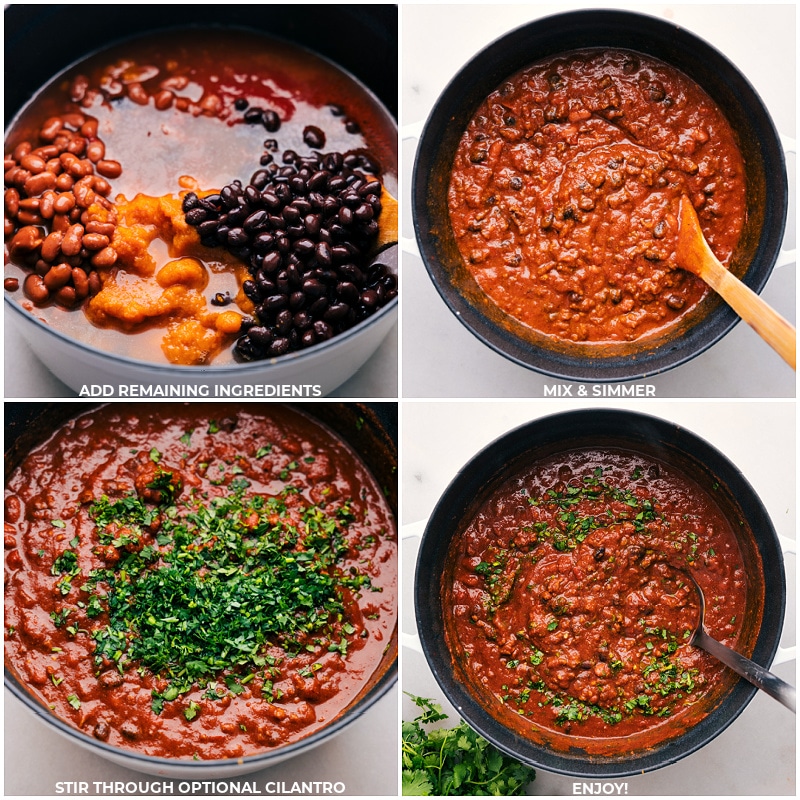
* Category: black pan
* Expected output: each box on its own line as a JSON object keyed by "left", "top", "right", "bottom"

{"left": 414, "top": 409, "right": 785, "bottom": 777}
{"left": 412, "top": 10, "right": 788, "bottom": 382}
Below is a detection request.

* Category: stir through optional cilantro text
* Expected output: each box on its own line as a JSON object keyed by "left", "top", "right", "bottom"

{"left": 5, "top": 405, "right": 397, "bottom": 759}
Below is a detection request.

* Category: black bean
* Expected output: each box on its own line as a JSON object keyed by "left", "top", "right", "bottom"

{"left": 275, "top": 309, "right": 293, "bottom": 333}
{"left": 303, "top": 126, "right": 326, "bottom": 149}
{"left": 261, "top": 191, "right": 281, "bottom": 211}
{"left": 244, "top": 107, "right": 264, "bottom": 124}
{"left": 268, "top": 337, "right": 290, "bottom": 356}
{"left": 261, "top": 251, "right": 282, "bottom": 273}
{"left": 244, "top": 210, "right": 268, "bottom": 232}
{"left": 336, "top": 281, "right": 359, "bottom": 305}
{"left": 249, "top": 325, "right": 273, "bottom": 346}
{"left": 197, "top": 220, "right": 219, "bottom": 238}
{"left": 243, "top": 280, "right": 260, "bottom": 301}
{"left": 354, "top": 203, "right": 374, "bottom": 221}
{"left": 185, "top": 207, "right": 208, "bottom": 226}
{"left": 294, "top": 310, "right": 312, "bottom": 330}
{"left": 227, "top": 227, "right": 248, "bottom": 247}
{"left": 314, "top": 320, "right": 333, "bottom": 339}
{"left": 234, "top": 97, "right": 249, "bottom": 111}
{"left": 264, "top": 294, "right": 288, "bottom": 312}
{"left": 360, "top": 289, "right": 379, "bottom": 309}
{"left": 309, "top": 296, "right": 330, "bottom": 318}
{"left": 253, "top": 232, "right": 275, "bottom": 254}
{"left": 294, "top": 237, "right": 316, "bottom": 258}
{"left": 182, "top": 192, "right": 200, "bottom": 212}
{"left": 324, "top": 302, "right": 350, "bottom": 323}
{"left": 262, "top": 110, "right": 281, "bottom": 132}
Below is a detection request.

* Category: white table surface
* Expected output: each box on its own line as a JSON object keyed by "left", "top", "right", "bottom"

{"left": 402, "top": 400, "right": 796, "bottom": 795}
{"left": 401, "top": 3, "right": 796, "bottom": 398}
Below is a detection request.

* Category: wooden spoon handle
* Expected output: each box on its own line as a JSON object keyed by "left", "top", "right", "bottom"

{"left": 677, "top": 196, "right": 796, "bottom": 369}
{"left": 703, "top": 267, "right": 796, "bottom": 370}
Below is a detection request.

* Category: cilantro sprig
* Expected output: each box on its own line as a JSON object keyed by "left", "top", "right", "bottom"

{"left": 63, "top": 470, "right": 369, "bottom": 714}
{"left": 402, "top": 695, "right": 535, "bottom": 796}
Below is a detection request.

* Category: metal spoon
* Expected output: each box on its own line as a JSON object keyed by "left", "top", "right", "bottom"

{"left": 682, "top": 570, "right": 796, "bottom": 713}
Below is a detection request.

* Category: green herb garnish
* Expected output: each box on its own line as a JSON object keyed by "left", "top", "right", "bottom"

{"left": 402, "top": 694, "right": 535, "bottom": 795}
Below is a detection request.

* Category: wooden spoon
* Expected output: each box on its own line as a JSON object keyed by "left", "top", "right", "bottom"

{"left": 676, "top": 195, "right": 796, "bottom": 369}
{"left": 374, "top": 185, "right": 398, "bottom": 253}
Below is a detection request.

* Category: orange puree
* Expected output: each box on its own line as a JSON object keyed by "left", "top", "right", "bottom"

{"left": 86, "top": 191, "right": 249, "bottom": 365}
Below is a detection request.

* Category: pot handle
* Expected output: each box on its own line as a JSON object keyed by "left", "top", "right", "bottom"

{"left": 775, "top": 135, "right": 796, "bottom": 269}
{"left": 773, "top": 534, "right": 797, "bottom": 666}
{"left": 400, "top": 121, "right": 424, "bottom": 259}
{"left": 401, "top": 520, "right": 427, "bottom": 653}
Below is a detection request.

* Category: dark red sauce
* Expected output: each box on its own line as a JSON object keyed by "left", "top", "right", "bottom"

{"left": 448, "top": 49, "right": 747, "bottom": 344}
{"left": 5, "top": 404, "right": 397, "bottom": 760}
{"left": 444, "top": 448, "right": 748, "bottom": 754}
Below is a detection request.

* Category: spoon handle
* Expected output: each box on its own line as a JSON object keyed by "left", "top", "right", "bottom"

{"left": 702, "top": 267, "right": 796, "bottom": 370}
{"left": 695, "top": 629, "right": 796, "bottom": 713}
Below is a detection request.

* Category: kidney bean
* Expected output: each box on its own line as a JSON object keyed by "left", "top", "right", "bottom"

{"left": 55, "top": 173, "right": 75, "bottom": 191}
{"left": 91, "top": 176, "right": 112, "bottom": 197}
{"left": 66, "top": 137, "right": 87, "bottom": 156}
{"left": 60, "top": 224, "right": 84, "bottom": 257}
{"left": 82, "top": 232, "right": 110, "bottom": 251}
{"left": 87, "top": 270, "right": 102, "bottom": 296}
{"left": 52, "top": 193, "right": 76, "bottom": 215}
{"left": 10, "top": 225, "right": 42, "bottom": 253}
{"left": 91, "top": 246, "right": 118, "bottom": 267}
{"left": 72, "top": 178, "right": 96, "bottom": 208}
{"left": 64, "top": 75, "right": 89, "bottom": 103}
{"left": 5, "top": 167, "right": 30, "bottom": 188}
{"left": 39, "top": 116, "right": 64, "bottom": 141}
{"left": 85, "top": 220, "right": 115, "bottom": 237}
{"left": 20, "top": 153, "right": 47, "bottom": 174}
{"left": 12, "top": 141, "right": 32, "bottom": 162}
{"left": 80, "top": 117, "right": 99, "bottom": 138}
{"left": 23, "top": 171, "right": 55, "bottom": 197}
{"left": 5, "top": 188, "right": 20, "bottom": 217}
{"left": 72, "top": 267, "right": 90, "bottom": 300}
{"left": 127, "top": 82, "right": 149, "bottom": 105}
{"left": 40, "top": 231, "right": 64, "bottom": 262}
{"left": 55, "top": 285, "right": 76, "bottom": 307}
{"left": 154, "top": 90, "right": 174, "bottom": 110}
{"left": 23, "top": 273, "right": 49, "bottom": 304}
{"left": 86, "top": 140, "right": 105, "bottom": 163}
{"left": 92, "top": 158, "right": 121, "bottom": 180}
{"left": 39, "top": 190, "right": 57, "bottom": 220}
{"left": 43, "top": 262, "right": 73, "bottom": 291}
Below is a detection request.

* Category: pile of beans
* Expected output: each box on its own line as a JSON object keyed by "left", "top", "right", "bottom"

{"left": 4, "top": 112, "right": 121, "bottom": 307}
{"left": 183, "top": 148, "right": 397, "bottom": 360}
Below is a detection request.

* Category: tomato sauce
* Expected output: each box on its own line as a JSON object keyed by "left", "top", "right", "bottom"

{"left": 447, "top": 49, "right": 747, "bottom": 344}
{"left": 444, "top": 448, "right": 748, "bottom": 753}
{"left": 5, "top": 404, "right": 397, "bottom": 760}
